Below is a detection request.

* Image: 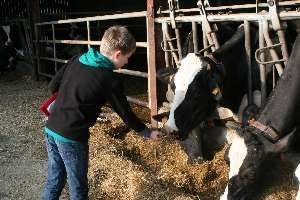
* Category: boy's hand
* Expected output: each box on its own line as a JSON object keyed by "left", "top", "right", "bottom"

{"left": 148, "top": 129, "right": 161, "bottom": 140}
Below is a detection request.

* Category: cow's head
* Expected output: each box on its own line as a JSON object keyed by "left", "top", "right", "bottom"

{"left": 222, "top": 121, "right": 295, "bottom": 200}
{"left": 156, "top": 53, "right": 226, "bottom": 139}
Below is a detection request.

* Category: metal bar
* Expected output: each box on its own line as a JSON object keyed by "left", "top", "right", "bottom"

{"left": 113, "top": 69, "right": 148, "bottom": 78}
{"left": 244, "top": 20, "right": 253, "bottom": 105}
{"left": 197, "top": 0, "right": 220, "bottom": 50}
{"left": 202, "top": 22, "right": 216, "bottom": 51}
{"left": 273, "top": 64, "right": 276, "bottom": 88}
{"left": 175, "top": 28, "right": 182, "bottom": 60}
{"left": 255, "top": 43, "right": 286, "bottom": 64}
{"left": 162, "top": 23, "right": 180, "bottom": 66}
{"left": 36, "top": 40, "right": 148, "bottom": 47}
{"left": 158, "top": 1, "right": 300, "bottom": 14}
{"left": 36, "top": 11, "right": 147, "bottom": 25}
{"left": 52, "top": 24, "right": 58, "bottom": 72}
{"left": 87, "top": 21, "right": 90, "bottom": 49}
{"left": 22, "top": 20, "right": 35, "bottom": 76}
{"left": 127, "top": 96, "right": 149, "bottom": 108}
{"left": 39, "top": 71, "right": 54, "bottom": 78}
{"left": 268, "top": 0, "right": 289, "bottom": 66}
{"left": 37, "top": 57, "right": 149, "bottom": 79}
{"left": 258, "top": 20, "right": 267, "bottom": 105}
{"left": 39, "top": 56, "right": 68, "bottom": 63}
{"left": 34, "top": 25, "right": 41, "bottom": 79}
{"left": 202, "top": 26, "right": 209, "bottom": 55}
{"left": 155, "top": 11, "right": 300, "bottom": 23}
{"left": 192, "top": 22, "right": 199, "bottom": 53}
{"left": 147, "top": 0, "right": 158, "bottom": 126}
{"left": 277, "top": 29, "right": 289, "bottom": 65}
{"left": 168, "top": 0, "right": 182, "bottom": 60}
{"left": 262, "top": 20, "right": 283, "bottom": 76}
{"left": 162, "top": 23, "right": 170, "bottom": 67}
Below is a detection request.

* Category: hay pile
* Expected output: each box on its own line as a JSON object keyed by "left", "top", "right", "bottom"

{"left": 88, "top": 105, "right": 298, "bottom": 200}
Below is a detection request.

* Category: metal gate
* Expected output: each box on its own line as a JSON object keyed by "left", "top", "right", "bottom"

{"left": 34, "top": 9, "right": 158, "bottom": 125}
{"left": 34, "top": 0, "right": 300, "bottom": 126}
{"left": 156, "top": 0, "right": 300, "bottom": 107}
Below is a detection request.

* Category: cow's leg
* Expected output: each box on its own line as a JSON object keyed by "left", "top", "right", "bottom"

{"left": 220, "top": 132, "right": 248, "bottom": 200}
{"left": 180, "top": 126, "right": 204, "bottom": 164}
{"left": 295, "top": 163, "right": 300, "bottom": 200}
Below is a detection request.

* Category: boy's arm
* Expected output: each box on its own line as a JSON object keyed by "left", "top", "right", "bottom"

{"left": 105, "top": 78, "right": 152, "bottom": 137}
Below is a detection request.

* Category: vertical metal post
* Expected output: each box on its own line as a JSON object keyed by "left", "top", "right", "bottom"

{"left": 34, "top": 24, "right": 41, "bottom": 78}
{"left": 202, "top": 22, "right": 216, "bottom": 52}
{"left": 162, "top": 23, "right": 180, "bottom": 67}
{"left": 268, "top": 0, "right": 289, "bottom": 66}
{"left": 29, "top": 0, "right": 41, "bottom": 80}
{"left": 277, "top": 29, "right": 289, "bottom": 65}
{"left": 87, "top": 21, "right": 91, "bottom": 49}
{"left": 202, "top": 26, "right": 208, "bottom": 56}
{"left": 262, "top": 20, "right": 283, "bottom": 76}
{"left": 162, "top": 23, "right": 170, "bottom": 68}
{"left": 175, "top": 28, "right": 182, "bottom": 60}
{"left": 52, "top": 24, "right": 57, "bottom": 72}
{"left": 147, "top": 0, "right": 158, "bottom": 127}
{"left": 23, "top": 20, "right": 35, "bottom": 76}
{"left": 259, "top": 20, "right": 267, "bottom": 105}
{"left": 192, "top": 22, "right": 199, "bottom": 53}
{"left": 244, "top": 20, "right": 253, "bottom": 105}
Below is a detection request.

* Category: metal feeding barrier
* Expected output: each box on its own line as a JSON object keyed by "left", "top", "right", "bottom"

{"left": 156, "top": 0, "right": 300, "bottom": 108}
{"left": 34, "top": 0, "right": 300, "bottom": 126}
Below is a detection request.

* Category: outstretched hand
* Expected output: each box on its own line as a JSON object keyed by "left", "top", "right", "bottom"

{"left": 148, "top": 129, "right": 162, "bottom": 140}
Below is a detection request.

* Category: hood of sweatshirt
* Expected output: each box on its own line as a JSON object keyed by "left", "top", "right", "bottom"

{"left": 79, "top": 48, "right": 115, "bottom": 69}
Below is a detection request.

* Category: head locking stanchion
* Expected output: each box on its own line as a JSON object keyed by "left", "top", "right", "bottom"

{"left": 268, "top": 0, "right": 289, "bottom": 66}
{"left": 197, "top": 0, "right": 220, "bottom": 52}
{"left": 167, "top": 0, "right": 183, "bottom": 61}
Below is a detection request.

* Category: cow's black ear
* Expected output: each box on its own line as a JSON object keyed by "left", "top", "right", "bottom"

{"left": 225, "top": 121, "right": 243, "bottom": 131}
{"left": 156, "top": 67, "right": 178, "bottom": 84}
{"left": 200, "top": 56, "right": 216, "bottom": 67}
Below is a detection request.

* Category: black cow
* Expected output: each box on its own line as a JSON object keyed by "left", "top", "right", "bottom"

{"left": 220, "top": 33, "right": 300, "bottom": 200}
{"left": 0, "top": 24, "right": 24, "bottom": 72}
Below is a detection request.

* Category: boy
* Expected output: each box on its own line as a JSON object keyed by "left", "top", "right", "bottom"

{"left": 43, "top": 25, "right": 160, "bottom": 200}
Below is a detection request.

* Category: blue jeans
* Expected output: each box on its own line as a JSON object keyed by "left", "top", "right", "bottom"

{"left": 43, "top": 134, "right": 89, "bottom": 200}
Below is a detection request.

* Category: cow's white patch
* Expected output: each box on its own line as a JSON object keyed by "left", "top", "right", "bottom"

{"left": 2, "top": 25, "right": 11, "bottom": 45}
{"left": 166, "top": 53, "right": 205, "bottom": 131}
{"left": 295, "top": 163, "right": 300, "bottom": 200}
{"left": 220, "top": 130, "right": 247, "bottom": 200}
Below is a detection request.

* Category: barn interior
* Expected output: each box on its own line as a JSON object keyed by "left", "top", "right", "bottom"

{"left": 1, "top": 0, "right": 300, "bottom": 199}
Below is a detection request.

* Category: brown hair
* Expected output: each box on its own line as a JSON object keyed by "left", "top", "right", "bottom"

{"left": 100, "top": 25, "right": 136, "bottom": 56}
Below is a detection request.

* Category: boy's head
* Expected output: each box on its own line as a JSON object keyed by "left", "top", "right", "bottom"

{"left": 100, "top": 25, "right": 136, "bottom": 69}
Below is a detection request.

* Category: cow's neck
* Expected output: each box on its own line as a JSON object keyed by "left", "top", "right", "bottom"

{"left": 212, "top": 25, "right": 245, "bottom": 62}
{"left": 257, "top": 34, "right": 300, "bottom": 138}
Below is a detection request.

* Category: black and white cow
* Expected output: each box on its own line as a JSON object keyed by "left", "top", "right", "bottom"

{"left": 0, "top": 24, "right": 25, "bottom": 72}
{"left": 158, "top": 24, "right": 262, "bottom": 163}
{"left": 220, "top": 33, "right": 300, "bottom": 200}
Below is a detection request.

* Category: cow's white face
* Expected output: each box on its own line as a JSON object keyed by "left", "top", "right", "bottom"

{"left": 220, "top": 130, "right": 248, "bottom": 200}
{"left": 166, "top": 53, "right": 207, "bottom": 131}
{"left": 2, "top": 26, "right": 11, "bottom": 46}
